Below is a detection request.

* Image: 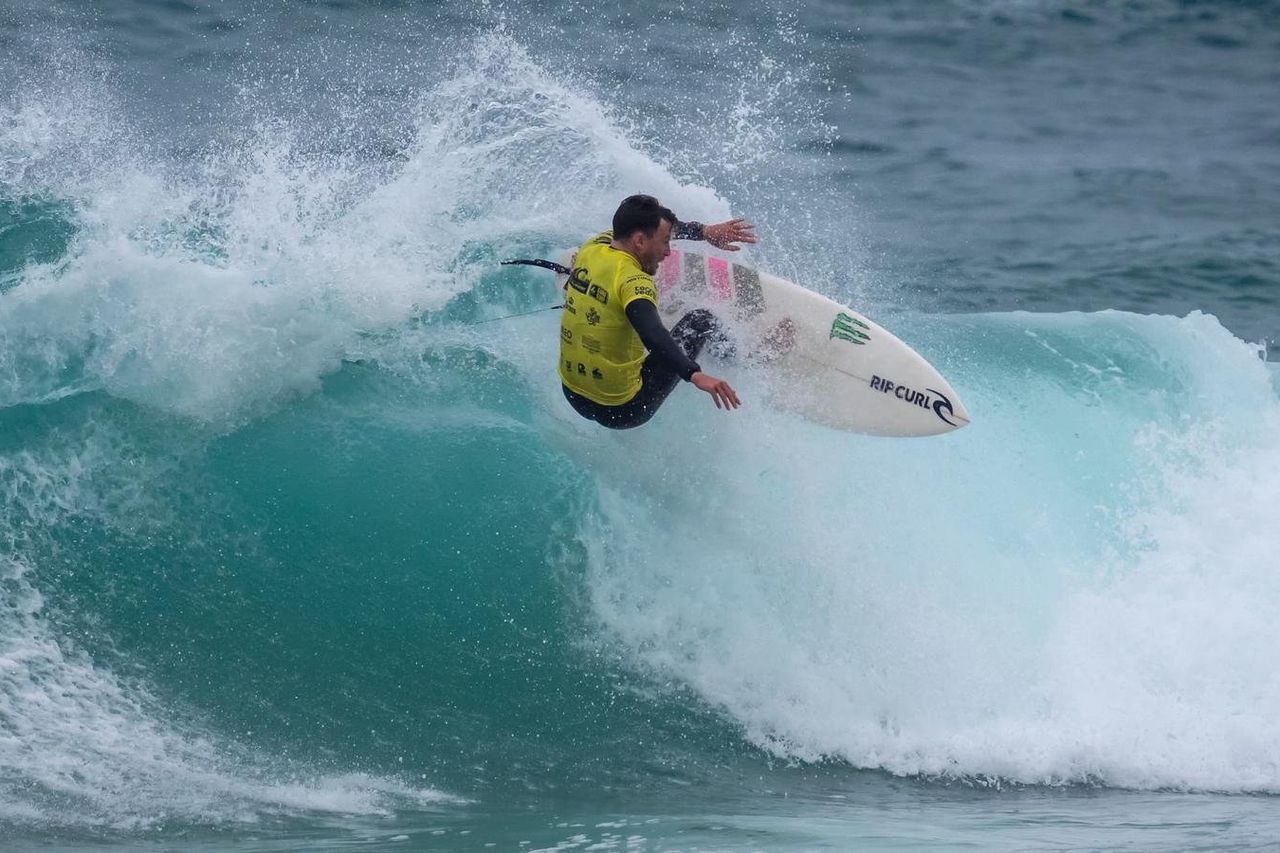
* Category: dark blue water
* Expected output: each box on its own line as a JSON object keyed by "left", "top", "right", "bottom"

{"left": 3, "top": 1, "right": 1279, "bottom": 849}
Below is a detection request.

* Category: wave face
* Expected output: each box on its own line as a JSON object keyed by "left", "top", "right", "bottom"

{"left": 2, "top": 0, "right": 1280, "bottom": 840}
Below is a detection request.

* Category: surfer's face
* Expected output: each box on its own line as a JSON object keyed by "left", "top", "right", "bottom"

{"left": 634, "top": 218, "right": 672, "bottom": 275}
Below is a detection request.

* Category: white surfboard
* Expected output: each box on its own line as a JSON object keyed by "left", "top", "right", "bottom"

{"left": 559, "top": 248, "right": 970, "bottom": 436}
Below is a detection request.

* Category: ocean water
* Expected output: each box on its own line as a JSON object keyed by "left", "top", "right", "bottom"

{"left": 2, "top": 0, "right": 1279, "bottom": 849}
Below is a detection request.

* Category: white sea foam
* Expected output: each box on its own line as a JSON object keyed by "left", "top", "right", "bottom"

{"left": 0, "top": 32, "right": 734, "bottom": 425}
{"left": 577, "top": 310, "right": 1280, "bottom": 793}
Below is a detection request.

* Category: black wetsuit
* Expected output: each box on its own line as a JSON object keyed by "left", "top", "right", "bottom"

{"left": 562, "top": 305, "right": 724, "bottom": 429}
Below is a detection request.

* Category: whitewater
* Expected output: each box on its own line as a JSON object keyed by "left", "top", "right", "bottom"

{"left": 3, "top": 1, "right": 1280, "bottom": 849}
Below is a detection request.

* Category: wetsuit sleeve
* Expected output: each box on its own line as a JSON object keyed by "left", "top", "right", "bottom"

{"left": 672, "top": 220, "right": 705, "bottom": 241}
{"left": 625, "top": 299, "right": 701, "bottom": 381}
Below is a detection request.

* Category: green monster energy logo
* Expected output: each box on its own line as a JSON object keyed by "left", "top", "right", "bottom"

{"left": 830, "top": 312, "right": 871, "bottom": 345}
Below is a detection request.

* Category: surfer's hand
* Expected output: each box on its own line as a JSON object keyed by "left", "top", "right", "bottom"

{"left": 703, "top": 218, "right": 757, "bottom": 251}
{"left": 691, "top": 372, "right": 741, "bottom": 410}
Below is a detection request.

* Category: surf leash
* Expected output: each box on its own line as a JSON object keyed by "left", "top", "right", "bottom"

{"left": 460, "top": 259, "right": 579, "bottom": 326}
{"left": 502, "top": 257, "right": 593, "bottom": 293}
{"left": 465, "top": 303, "right": 563, "bottom": 325}
{"left": 501, "top": 258, "right": 572, "bottom": 276}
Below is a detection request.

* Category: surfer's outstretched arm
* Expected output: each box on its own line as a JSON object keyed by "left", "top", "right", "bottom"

{"left": 673, "top": 218, "right": 757, "bottom": 251}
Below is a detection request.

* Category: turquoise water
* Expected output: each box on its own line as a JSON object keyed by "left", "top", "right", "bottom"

{"left": 3, "top": 1, "right": 1280, "bottom": 849}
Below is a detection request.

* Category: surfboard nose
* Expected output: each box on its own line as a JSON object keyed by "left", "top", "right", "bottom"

{"left": 931, "top": 381, "right": 971, "bottom": 432}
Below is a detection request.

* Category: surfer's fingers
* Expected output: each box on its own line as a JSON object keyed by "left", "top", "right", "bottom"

{"left": 708, "top": 220, "right": 756, "bottom": 247}
{"left": 714, "top": 382, "right": 740, "bottom": 410}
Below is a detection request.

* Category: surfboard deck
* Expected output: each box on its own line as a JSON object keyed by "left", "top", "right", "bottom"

{"left": 559, "top": 247, "right": 970, "bottom": 436}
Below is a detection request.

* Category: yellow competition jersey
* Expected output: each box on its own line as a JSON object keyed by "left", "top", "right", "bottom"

{"left": 559, "top": 231, "right": 659, "bottom": 405}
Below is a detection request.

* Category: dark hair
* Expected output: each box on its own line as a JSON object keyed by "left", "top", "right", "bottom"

{"left": 612, "top": 194, "right": 676, "bottom": 240}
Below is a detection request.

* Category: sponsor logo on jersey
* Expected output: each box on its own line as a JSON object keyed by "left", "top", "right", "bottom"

{"left": 568, "top": 268, "right": 609, "bottom": 305}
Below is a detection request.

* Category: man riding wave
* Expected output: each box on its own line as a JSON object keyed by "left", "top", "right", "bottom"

{"left": 558, "top": 194, "right": 757, "bottom": 429}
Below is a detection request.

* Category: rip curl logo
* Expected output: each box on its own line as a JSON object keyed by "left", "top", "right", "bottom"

{"left": 870, "top": 375, "right": 959, "bottom": 426}
{"left": 830, "top": 312, "right": 870, "bottom": 345}
{"left": 926, "top": 388, "right": 958, "bottom": 426}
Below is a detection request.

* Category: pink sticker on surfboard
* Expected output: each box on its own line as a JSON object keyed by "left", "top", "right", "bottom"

{"left": 707, "top": 257, "right": 732, "bottom": 300}
{"left": 658, "top": 250, "right": 681, "bottom": 295}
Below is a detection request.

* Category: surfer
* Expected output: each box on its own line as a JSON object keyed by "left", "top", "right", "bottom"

{"left": 559, "top": 194, "right": 756, "bottom": 429}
